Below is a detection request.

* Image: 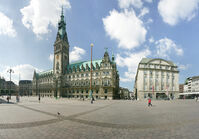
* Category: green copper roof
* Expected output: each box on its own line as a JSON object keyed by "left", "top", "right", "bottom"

{"left": 68, "top": 59, "right": 102, "bottom": 70}
{"left": 58, "top": 6, "right": 66, "bottom": 40}
{"left": 36, "top": 59, "right": 102, "bottom": 77}
{"left": 37, "top": 69, "right": 53, "bottom": 77}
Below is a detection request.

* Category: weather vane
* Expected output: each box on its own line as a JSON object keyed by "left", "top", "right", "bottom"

{"left": 104, "top": 47, "right": 108, "bottom": 52}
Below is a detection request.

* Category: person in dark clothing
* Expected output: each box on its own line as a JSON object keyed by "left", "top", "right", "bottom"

{"left": 91, "top": 96, "right": 94, "bottom": 104}
{"left": 7, "top": 96, "right": 9, "bottom": 103}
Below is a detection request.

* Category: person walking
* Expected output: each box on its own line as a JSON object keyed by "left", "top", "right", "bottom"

{"left": 195, "top": 96, "right": 198, "bottom": 102}
{"left": 148, "top": 98, "right": 152, "bottom": 107}
{"left": 91, "top": 96, "right": 94, "bottom": 104}
{"left": 7, "top": 96, "right": 9, "bottom": 103}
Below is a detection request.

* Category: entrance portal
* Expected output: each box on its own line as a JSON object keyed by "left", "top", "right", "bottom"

{"left": 156, "top": 93, "right": 167, "bottom": 100}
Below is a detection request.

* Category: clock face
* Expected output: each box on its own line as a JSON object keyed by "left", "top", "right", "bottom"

{"left": 56, "top": 55, "right": 59, "bottom": 60}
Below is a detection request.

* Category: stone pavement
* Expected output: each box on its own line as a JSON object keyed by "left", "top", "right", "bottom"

{"left": 0, "top": 96, "right": 199, "bottom": 139}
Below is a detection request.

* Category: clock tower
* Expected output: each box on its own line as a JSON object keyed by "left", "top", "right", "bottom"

{"left": 53, "top": 7, "right": 69, "bottom": 75}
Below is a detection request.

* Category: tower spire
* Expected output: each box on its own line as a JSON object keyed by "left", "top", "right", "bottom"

{"left": 57, "top": 6, "right": 67, "bottom": 40}
{"left": 60, "top": 6, "right": 64, "bottom": 22}
{"left": 61, "top": 6, "right": 64, "bottom": 16}
{"left": 112, "top": 51, "right": 115, "bottom": 62}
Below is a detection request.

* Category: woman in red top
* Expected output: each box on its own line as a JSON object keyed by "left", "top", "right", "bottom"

{"left": 148, "top": 98, "right": 152, "bottom": 107}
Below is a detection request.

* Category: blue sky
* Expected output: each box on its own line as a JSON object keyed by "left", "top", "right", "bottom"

{"left": 0, "top": 0, "right": 198, "bottom": 91}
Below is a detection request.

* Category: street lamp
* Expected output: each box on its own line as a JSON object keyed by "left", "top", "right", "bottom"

{"left": 53, "top": 76, "right": 58, "bottom": 99}
{"left": 7, "top": 68, "right": 14, "bottom": 99}
{"left": 90, "top": 43, "right": 94, "bottom": 103}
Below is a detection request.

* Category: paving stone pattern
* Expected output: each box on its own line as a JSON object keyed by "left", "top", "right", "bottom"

{"left": 0, "top": 97, "right": 199, "bottom": 139}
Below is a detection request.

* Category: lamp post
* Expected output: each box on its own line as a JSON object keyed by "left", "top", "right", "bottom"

{"left": 38, "top": 84, "right": 41, "bottom": 103}
{"left": 53, "top": 76, "right": 58, "bottom": 99}
{"left": 7, "top": 68, "right": 14, "bottom": 99}
{"left": 90, "top": 43, "right": 94, "bottom": 103}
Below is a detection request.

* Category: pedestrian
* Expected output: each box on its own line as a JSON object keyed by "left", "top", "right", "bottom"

{"left": 148, "top": 98, "right": 152, "bottom": 107}
{"left": 38, "top": 96, "right": 40, "bottom": 103}
{"left": 7, "top": 96, "right": 9, "bottom": 103}
{"left": 16, "top": 95, "right": 20, "bottom": 102}
{"left": 91, "top": 97, "right": 93, "bottom": 104}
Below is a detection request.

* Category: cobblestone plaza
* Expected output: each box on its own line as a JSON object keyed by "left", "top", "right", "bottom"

{"left": 0, "top": 97, "right": 199, "bottom": 139}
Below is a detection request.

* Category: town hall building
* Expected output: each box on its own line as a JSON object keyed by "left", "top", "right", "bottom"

{"left": 32, "top": 9, "right": 120, "bottom": 99}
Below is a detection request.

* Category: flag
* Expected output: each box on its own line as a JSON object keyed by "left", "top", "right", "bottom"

{"left": 166, "top": 85, "right": 169, "bottom": 96}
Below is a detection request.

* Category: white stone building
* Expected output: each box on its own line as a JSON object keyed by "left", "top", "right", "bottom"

{"left": 191, "top": 76, "right": 199, "bottom": 92}
{"left": 184, "top": 77, "right": 192, "bottom": 92}
{"left": 134, "top": 58, "right": 179, "bottom": 100}
{"left": 184, "top": 76, "right": 199, "bottom": 93}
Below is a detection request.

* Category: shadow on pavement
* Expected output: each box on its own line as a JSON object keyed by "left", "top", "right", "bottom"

{"left": 0, "top": 98, "right": 15, "bottom": 104}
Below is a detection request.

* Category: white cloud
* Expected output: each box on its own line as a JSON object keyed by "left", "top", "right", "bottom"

{"left": 178, "top": 64, "right": 190, "bottom": 70}
{"left": 149, "top": 37, "right": 154, "bottom": 43}
{"left": 69, "top": 46, "right": 86, "bottom": 63}
{"left": 155, "top": 37, "right": 183, "bottom": 59}
{"left": 145, "top": 0, "right": 152, "bottom": 3}
{"left": 146, "top": 18, "right": 153, "bottom": 24}
{"left": 49, "top": 54, "right": 54, "bottom": 62}
{"left": 0, "top": 64, "right": 42, "bottom": 85}
{"left": 103, "top": 9, "right": 147, "bottom": 50}
{"left": 138, "top": 7, "right": 149, "bottom": 17}
{"left": 116, "top": 49, "right": 151, "bottom": 82}
{"left": 118, "top": 0, "right": 143, "bottom": 9}
{"left": 158, "top": 0, "right": 199, "bottom": 25}
{"left": 48, "top": 46, "right": 86, "bottom": 63}
{"left": 20, "top": 0, "right": 71, "bottom": 36}
{"left": 0, "top": 12, "right": 17, "bottom": 37}
{"left": 120, "top": 77, "right": 132, "bottom": 82}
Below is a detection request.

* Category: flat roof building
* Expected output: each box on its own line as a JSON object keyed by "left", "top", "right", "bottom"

{"left": 134, "top": 58, "right": 179, "bottom": 100}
